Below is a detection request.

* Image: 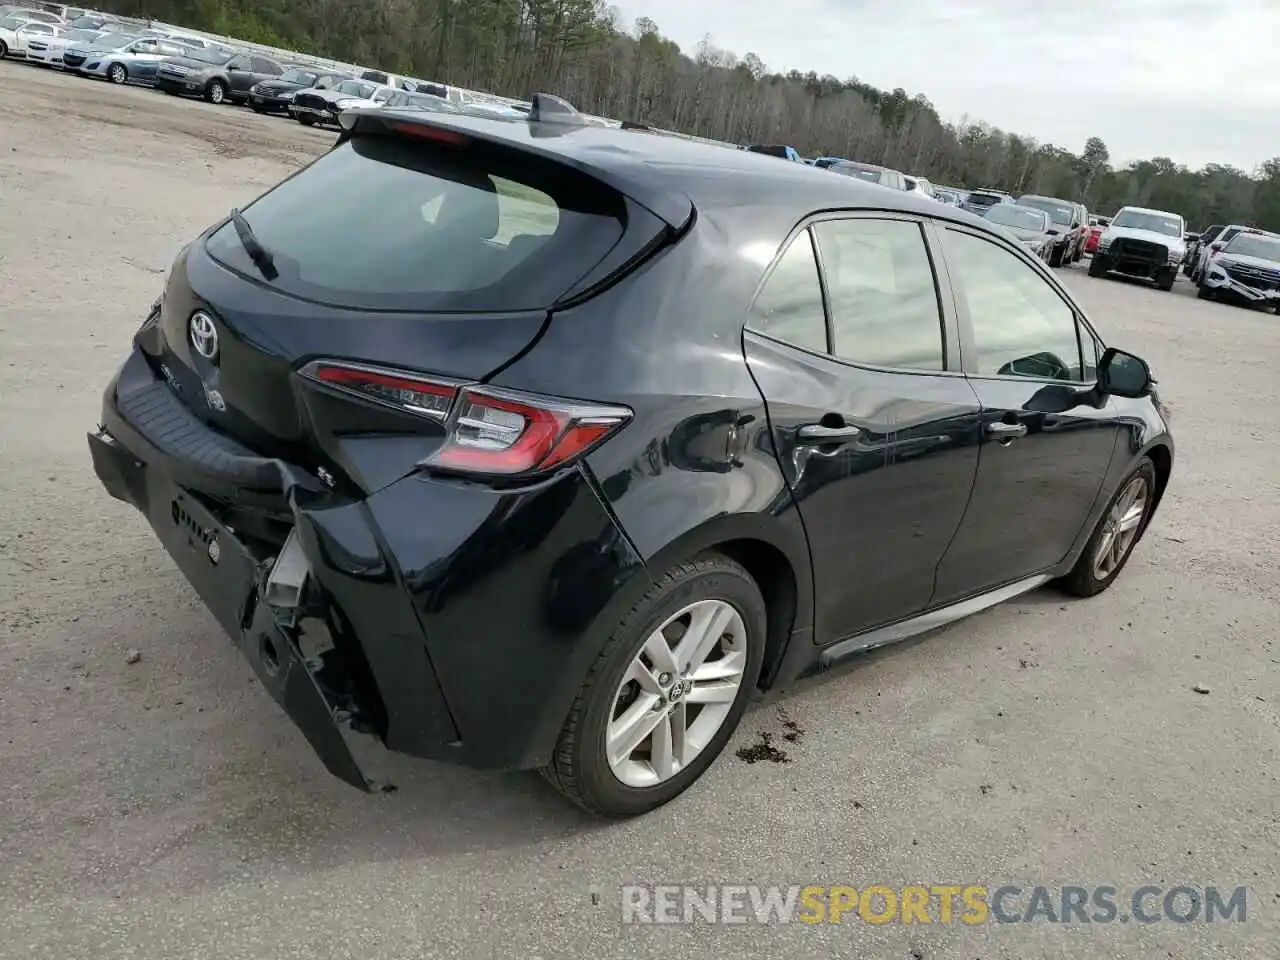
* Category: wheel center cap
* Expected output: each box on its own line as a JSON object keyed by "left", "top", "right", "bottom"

{"left": 667, "top": 679, "right": 687, "bottom": 702}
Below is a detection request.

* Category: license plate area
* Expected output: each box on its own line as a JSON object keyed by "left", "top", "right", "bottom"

{"left": 151, "top": 479, "right": 262, "bottom": 638}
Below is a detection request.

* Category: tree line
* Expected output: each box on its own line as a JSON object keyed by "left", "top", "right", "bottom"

{"left": 110, "top": 0, "right": 1280, "bottom": 230}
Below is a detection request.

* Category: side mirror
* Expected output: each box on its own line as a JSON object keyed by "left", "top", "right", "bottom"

{"left": 1098, "top": 348, "right": 1152, "bottom": 399}
{"left": 227, "top": 62, "right": 241, "bottom": 71}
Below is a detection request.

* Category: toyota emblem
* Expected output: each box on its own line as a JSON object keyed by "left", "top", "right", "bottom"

{"left": 189, "top": 311, "right": 219, "bottom": 361}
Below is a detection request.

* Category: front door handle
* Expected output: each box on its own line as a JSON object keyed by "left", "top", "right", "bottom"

{"left": 797, "top": 423, "right": 862, "bottom": 443}
{"left": 987, "top": 421, "right": 1028, "bottom": 439}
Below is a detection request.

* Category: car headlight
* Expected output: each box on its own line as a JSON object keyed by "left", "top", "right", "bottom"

{"left": 278, "top": 90, "right": 295, "bottom": 100}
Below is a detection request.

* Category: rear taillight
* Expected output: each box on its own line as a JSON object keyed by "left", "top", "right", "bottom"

{"left": 309, "top": 361, "right": 458, "bottom": 420}
{"left": 300, "top": 361, "right": 631, "bottom": 477}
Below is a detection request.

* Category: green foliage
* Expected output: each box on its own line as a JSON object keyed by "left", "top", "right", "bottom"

{"left": 100, "top": 1, "right": 1277, "bottom": 227}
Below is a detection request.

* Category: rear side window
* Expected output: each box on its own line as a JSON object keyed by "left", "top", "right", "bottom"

{"left": 748, "top": 231, "right": 827, "bottom": 354}
{"left": 204, "top": 134, "right": 626, "bottom": 311}
{"left": 813, "top": 218, "right": 944, "bottom": 370}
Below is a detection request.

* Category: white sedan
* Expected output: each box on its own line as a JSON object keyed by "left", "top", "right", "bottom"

{"left": 22, "top": 25, "right": 102, "bottom": 66}
{"left": 0, "top": 13, "right": 42, "bottom": 58}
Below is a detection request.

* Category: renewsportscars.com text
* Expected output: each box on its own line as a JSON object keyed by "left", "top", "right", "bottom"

{"left": 620, "top": 884, "right": 1248, "bottom": 925}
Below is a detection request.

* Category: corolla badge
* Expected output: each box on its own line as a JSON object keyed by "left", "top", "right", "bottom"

{"left": 189, "top": 311, "right": 219, "bottom": 361}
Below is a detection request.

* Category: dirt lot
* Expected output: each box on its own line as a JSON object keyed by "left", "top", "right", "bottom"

{"left": 1, "top": 61, "right": 1277, "bottom": 959}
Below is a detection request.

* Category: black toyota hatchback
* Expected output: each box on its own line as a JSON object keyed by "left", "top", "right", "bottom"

{"left": 89, "top": 95, "right": 1174, "bottom": 817}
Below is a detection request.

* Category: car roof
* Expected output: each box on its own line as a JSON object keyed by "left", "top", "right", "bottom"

{"left": 346, "top": 105, "right": 1015, "bottom": 239}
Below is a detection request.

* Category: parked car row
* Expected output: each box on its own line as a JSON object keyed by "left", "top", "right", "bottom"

{"left": 4, "top": 4, "right": 530, "bottom": 128}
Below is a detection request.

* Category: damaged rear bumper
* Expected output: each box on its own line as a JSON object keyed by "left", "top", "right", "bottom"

{"left": 89, "top": 348, "right": 648, "bottom": 791}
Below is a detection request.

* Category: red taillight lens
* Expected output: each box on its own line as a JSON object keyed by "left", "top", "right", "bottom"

{"left": 300, "top": 361, "right": 631, "bottom": 477}
{"left": 308, "top": 361, "right": 458, "bottom": 420}
{"left": 427, "top": 385, "right": 631, "bottom": 475}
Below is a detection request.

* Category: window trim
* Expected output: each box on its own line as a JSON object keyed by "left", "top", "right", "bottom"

{"left": 936, "top": 222, "right": 1101, "bottom": 386}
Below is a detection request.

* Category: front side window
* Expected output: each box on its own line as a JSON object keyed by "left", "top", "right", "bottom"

{"left": 942, "top": 228, "right": 1085, "bottom": 381}
{"left": 813, "top": 218, "right": 944, "bottom": 370}
{"left": 747, "top": 230, "right": 828, "bottom": 354}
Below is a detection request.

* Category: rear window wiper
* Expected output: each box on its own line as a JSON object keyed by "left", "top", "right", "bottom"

{"left": 229, "top": 209, "right": 278, "bottom": 281}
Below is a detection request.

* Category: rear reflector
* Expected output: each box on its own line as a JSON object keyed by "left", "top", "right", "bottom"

{"left": 300, "top": 360, "right": 631, "bottom": 477}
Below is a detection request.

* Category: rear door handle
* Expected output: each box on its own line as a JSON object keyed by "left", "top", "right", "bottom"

{"left": 987, "top": 421, "right": 1028, "bottom": 438}
{"left": 797, "top": 423, "right": 862, "bottom": 443}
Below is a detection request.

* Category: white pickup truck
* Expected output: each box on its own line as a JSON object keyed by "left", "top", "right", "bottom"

{"left": 1088, "top": 206, "right": 1186, "bottom": 291}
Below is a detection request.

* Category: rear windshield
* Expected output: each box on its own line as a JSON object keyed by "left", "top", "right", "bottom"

{"left": 204, "top": 133, "right": 627, "bottom": 311}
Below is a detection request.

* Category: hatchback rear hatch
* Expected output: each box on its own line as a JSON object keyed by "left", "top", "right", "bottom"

{"left": 141, "top": 112, "right": 685, "bottom": 494}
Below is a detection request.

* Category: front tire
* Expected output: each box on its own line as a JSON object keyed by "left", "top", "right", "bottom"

{"left": 1088, "top": 256, "right": 1108, "bottom": 278}
{"left": 542, "top": 553, "right": 767, "bottom": 817}
{"left": 0, "top": 40, "right": 8, "bottom": 59}
{"left": 1197, "top": 283, "right": 1215, "bottom": 300}
{"left": 1049, "top": 244, "right": 1065, "bottom": 267}
{"left": 1156, "top": 270, "right": 1176, "bottom": 292}
{"left": 205, "top": 79, "right": 226, "bottom": 104}
{"left": 1057, "top": 459, "right": 1158, "bottom": 598}
{"left": 297, "top": 113, "right": 315, "bottom": 125}
{"left": 107, "top": 62, "right": 127, "bottom": 84}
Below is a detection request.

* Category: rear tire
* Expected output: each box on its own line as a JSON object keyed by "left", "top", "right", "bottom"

{"left": 1057, "top": 459, "right": 1158, "bottom": 598}
{"left": 542, "top": 553, "right": 767, "bottom": 817}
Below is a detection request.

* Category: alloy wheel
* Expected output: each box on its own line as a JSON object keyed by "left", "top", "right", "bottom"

{"left": 109, "top": 64, "right": 125, "bottom": 84}
{"left": 1092, "top": 475, "right": 1148, "bottom": 580}
{"left": 606, "top": 599, "right": 748, "bottom": 788}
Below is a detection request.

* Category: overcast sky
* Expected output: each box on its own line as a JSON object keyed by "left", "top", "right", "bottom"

{"left": 609, "top": 0, "right": 1276, "bottom": 172}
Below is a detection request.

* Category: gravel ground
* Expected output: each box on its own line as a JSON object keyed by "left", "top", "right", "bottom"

{"left": 1, "top": 61, "right": 1277, "bottom": 960}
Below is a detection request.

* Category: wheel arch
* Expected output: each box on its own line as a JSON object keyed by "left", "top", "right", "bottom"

{"left": 637, "top": 512, "right": 813, "bottom": 693}
{"left": 1143, "top": 439, "right": 1173, "bottom": 516}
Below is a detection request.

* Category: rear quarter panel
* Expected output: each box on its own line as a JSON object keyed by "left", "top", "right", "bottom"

{"left": 489, "top": 211, "right": 816, "bottom": 666}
